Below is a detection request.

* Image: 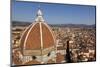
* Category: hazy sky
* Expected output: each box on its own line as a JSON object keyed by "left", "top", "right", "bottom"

{"left": 12, "top": 0, "right": 96, "bottom": 25}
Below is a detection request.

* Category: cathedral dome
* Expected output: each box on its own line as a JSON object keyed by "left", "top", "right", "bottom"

{"left": 19, "top": 9, "right": 56, "bottom": 56}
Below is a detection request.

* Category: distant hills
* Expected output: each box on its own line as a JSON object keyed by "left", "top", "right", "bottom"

{"left": 49, "top": 24, "right": 96, "bottom": 28}
{"left": 12, "top": 21, "right": 31, "bottom": 26}
{"left": 12, "top": 21, "right": 96, "bottom": 28}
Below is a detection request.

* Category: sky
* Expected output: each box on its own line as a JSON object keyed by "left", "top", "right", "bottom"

{"left": 12, "top": 0, "right": 96, "bottom": 25}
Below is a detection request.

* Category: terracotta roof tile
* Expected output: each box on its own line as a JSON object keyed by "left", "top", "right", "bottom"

{"left": 24, "top": 60, "right": 41, "bottom": 65}
{"left": 56, "top": 53, "right": 65, "bottom": 63}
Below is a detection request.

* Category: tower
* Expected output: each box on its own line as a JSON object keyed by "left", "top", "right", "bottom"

{"left": 19, "top": 8, "right": 56, "bottom": 64}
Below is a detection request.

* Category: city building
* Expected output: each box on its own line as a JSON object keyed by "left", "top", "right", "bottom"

{"left": 19, "top": 8, "right": 56, "bottom": 64}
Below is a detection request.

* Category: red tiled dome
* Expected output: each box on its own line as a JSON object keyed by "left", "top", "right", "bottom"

{"left": 19, "top": 9, "right": 55, "bottom": 56}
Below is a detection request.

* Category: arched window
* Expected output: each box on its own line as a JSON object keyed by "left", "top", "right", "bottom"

{"left": 47, "top": 52, "right": 51, "bottom": 57}
{"left": 32, "top": 56, "right": 36, "bottom": 60}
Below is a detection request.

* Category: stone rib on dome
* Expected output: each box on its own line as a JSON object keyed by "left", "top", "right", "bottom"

{"left": 42, "top": 23, "right": 55, "bottom": 48}
{"left": 24, "top": 23, "right": 41, "bottom": 50}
